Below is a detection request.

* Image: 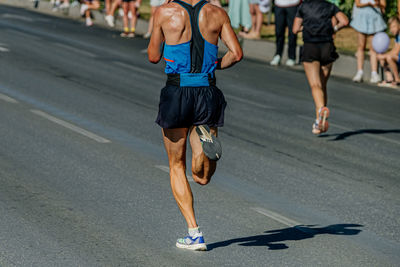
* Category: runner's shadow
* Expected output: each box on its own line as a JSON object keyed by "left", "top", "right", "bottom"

{"left": 318, "top": 129, "right": 400, "bottom": 141}
{"left": 207, "top": 224, "right": 362, "bottom": 251}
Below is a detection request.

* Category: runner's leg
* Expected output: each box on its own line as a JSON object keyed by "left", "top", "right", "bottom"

{"left": 320, "top": 62, "right": 333, "bottom": 107}
{"left": 163, "top": 128, "right": 198, "bottom": 229}
{"left": 303, "top": 61, "right": 324, "bottom": 119}
{"left": 189, "top": 127, "right": 217, "bottom": 185}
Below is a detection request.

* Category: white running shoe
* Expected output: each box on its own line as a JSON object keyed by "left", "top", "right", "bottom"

{"left": 143, "top": 32, "right": 151, "bottom": 39}
{"left": 352, "top": 70, "right": 363, "bottom": 83}
{"left": 370, "top": 72, "right": 381, "bottom": 83}
{"left": 270, "top": 55, "right": 281, "bottom": 66}
{"left": 105, "top": 15, "right": 114, "bottom": 27}
{"left": 86, "top": 17, "right": 93, "bottom": 27}
{"left": 80, "top": 3, "right": 88, "bottom": 16}
{"left": 285, "top": 58, "right": 296, "bottom": 67}
{"left": 118, "top": 8, "right": 124, "bottom": 17}
{"left": 176, "top": 233, "right": 207, "bottom": 251}
{"left": 60, "top": 2, "right": 69, "bottom": 9}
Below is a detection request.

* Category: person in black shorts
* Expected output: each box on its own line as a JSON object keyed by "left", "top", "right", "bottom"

{"left": 120, "top": 0, "right": 139, "bottom": 37}
{"left": 293, "top": 0, "right": 348, "bottom": 135}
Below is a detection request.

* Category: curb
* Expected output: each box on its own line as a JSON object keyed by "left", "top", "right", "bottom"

{"left": 1, "top": 0, "right": 374, "bottom": 81}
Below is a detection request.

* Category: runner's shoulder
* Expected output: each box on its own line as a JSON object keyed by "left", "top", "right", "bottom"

{"left": 202, "top": 3, "right": 229, "bottom": 22}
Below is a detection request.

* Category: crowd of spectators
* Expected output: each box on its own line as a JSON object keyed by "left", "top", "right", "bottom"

{"left": 48, "top": 0, "right": 400, "bottom": 87}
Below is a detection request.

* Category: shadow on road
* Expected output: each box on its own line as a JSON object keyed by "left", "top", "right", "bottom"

{"left": 319, "top": 129, "right": 400, "bottom": 141}
{"left": 207, "top": 224, "right": 363, "bottom": 251}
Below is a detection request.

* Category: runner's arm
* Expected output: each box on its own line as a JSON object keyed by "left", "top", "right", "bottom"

{"left": 218, "top": 12, "right": 243, "bottom": 70}
{"left": 148, "top": 8, "right": 165, "bottom": 64}
{"left": 292, "top": 17, "right": 303, "bottom": 34}
{"left": 333, "top": 11, "right": 349, "bottom": 32}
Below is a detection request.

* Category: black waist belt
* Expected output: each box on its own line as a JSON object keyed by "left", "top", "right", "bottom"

{"left": 166, "top": 73, "right": 216, "bottom": 87}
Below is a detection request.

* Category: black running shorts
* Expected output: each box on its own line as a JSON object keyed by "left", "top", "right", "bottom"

{"left": 301, "top": 42, "right": 339, "bottom": 66}
{"left": 156, "top": 85, "right": 227, "bottom": 129}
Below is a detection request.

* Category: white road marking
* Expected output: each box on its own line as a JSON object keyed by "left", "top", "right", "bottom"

{"left": 113, "top": 61, "right": 161, "bottom": 79}
{"left": 0, "top": 46, "right": 10, "bottom": 52}
{"left": 7, "top": 29, "right": 41, "bottom": 41}
{"left": 225, "top": 94, "right": 275, "bottom": 110}
{"left": 31, "top": 109, "right": 111, "bottom": 143}
{"left": 54, "top": 43, "right": 96, "bottom": 58}
{"left": 298, "top": 114, "right": 400, "bottom": 146}
{"left": 154, "top": 165, "right": 196, "bottom": 183}
{"left": 2, "top": 13, "right": 34, "bottom": 22}
{"left": 251, "top": 207, "right": 301, "bottom": 227}
{"left": 0, "top": 93, "right": 18, "bottom": 103}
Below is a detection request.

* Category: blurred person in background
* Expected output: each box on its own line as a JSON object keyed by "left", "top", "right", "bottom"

{"left": 270, "top": 0, "right": 301, "bottom": 67}
{"left": 120, "top": 0, "right": 139, "bottom": 37}
{"left": 228, "top": 0, "right": 252, "bottom": 35}
{"left": 105, "top": 0, "right": 122, "bottom": 27}
{"left": 293, "top": 0, "right": 348, "bottom": 135}
{"left": 377, "top": 17, "right": 400, "bottom": 88}
{"left": 350, "top": 0, "right": 386, "bottom": 83}
{"left": 240, "top": 0, "right": 263, "bottom": 39}
{"left": 143, "top": 0, "right": 166, "bottom": 39}
{"left": 80, "top": 0, "right": 100, "bottom": 26}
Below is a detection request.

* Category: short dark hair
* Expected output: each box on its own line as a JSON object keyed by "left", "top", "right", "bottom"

{"left": 388, "top": 17, "right": 400, "bottom": 25}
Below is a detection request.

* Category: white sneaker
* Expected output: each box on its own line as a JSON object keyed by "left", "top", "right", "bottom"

{"left": 80, "top": 3, "right": 88, "bottom": 16}
{"left": 270, "top": 55, "right": 281, "bottom": 66}
{"left": 285, "top": 59, "right": 296, "bottom": 67}
{"left": 370, "top": 72, "right": 381, "bottom": 83}
{"left": 86, "top": 17, "right": 93, "bottom": 27}
{"left": 71, "top": 0, "right": 79, "bottom": 7}
{"left": 118, "top": 8, "right": 124, "bottom": 17}
{"left": 105, "top": 15, "right": 114, "bottom": 27}
{"left": 352, "top": 71, "right": 363, "bottom": 83}
{"left": 60, "top": 2, "right": 69, "bottom": 9}
{"left": 143, "top": 32, "right": 151, "bottom": 39}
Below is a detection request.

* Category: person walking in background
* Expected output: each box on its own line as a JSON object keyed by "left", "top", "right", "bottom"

{"left": 270, "top": 0, "right": 300, "bottom": 66}
{"left": 377, "top": 17, "right": 400, "bottom": 88}
{"left": 228, "top": 0, "right": 252, "bottom": 35}
{"left": 293, "top": 0, "right": 348, "bottom": 135}
{"left": 120, "top": 0, "right": 138, "bottom": 37}
{"left": 350, "top": 0, "right": 387, "bottom": 83}
{"left": 80, "top": 0, "right": 100, "bottom": 26}
{"left": 240, "top": 0, "right": 263, "bottom": 39}
{"left": 143, "top": 0, "right": 165, "bottom": 39}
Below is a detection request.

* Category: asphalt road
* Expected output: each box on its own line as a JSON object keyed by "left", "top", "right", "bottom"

{"left": 0, "top": 5, "right": 399, "bottom": 266}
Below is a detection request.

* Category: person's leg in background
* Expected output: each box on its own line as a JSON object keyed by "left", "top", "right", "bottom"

{"left": 128, "top": 0, "right": 137, "bottom": 37}
{"left": 105, "top": 0, "right": 122, "bottom": 27}
{"left": 285, "top": 5, "right": 298, "bottom": 66}
{"left": 353, "top": 32, "right": 367, "bottom": 82}
{"left": 121, "top": 0, "right": 130, "bottom": 36}
{"left": 368, "top": 35, "right": 381, "bottom": 83}
{"left": 271, "top": 6, "right": 286, "bottom": 65}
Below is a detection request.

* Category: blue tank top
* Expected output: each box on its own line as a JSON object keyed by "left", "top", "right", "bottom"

{"left": 163, "top": 0, "right": 219, "bottom": 77}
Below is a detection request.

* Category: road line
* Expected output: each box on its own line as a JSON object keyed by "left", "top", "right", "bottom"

{"left": 54, "top": 43, "right": 96, "bottom": 58}
{"left": 0, "top": 46, "right": 10, "bottom": 52}
{"left": 0, "top": 93, "right": 18, "bottom": 103}
{"left": 225, "top": 94, "right": 275, "bottom": 110}
{"left": 251, "top": 207, "right": 301, "bottom": 227}
{"left": 297, "top": 114, "right": 400, "bottom": 146}
{"left": 30, "top": 109, "right": 111, "bottom": 143}
{"left": 7, "top": 29, "right": 41, "bottom": 41}
{"left": 113, "top": 61, "right": 161, "bottom": 79}
{"left": 154, "top": 165, "right": 196, "bottom": 183}
{"left": 2, "top": 13, "right": 34, "bottom": 22}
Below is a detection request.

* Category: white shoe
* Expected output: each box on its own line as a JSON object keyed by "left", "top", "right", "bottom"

{"left": 60, "top": 2, "right": 69, "bottom": 9}
{"left": 71, "top": 0, "right": 79, "bottom": 7}
{"left": 285, "top": 59, "right": 296, "bottom": 67}
{"left": 80, "top": 4, "right": 88, "bottom": 16}
{"left": 105, "top": 15, "right": 114, "bottom": 27}
{"left": 270, "top": 55, "right": 281, "bottom": 66}
{"left": 118, "top": 8, "right": 124, "bottom": 17}
{"left": 352, "top": 71, "right": 363, "bottom": 83}
{"left": 370, "top": 72, "right": 381, "bottom": 83}
{"left": 143, "top": 32, "right": 151, "bottom": 39}
{"left": 86, "top": 17, "right": 93, "bottom": 27}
